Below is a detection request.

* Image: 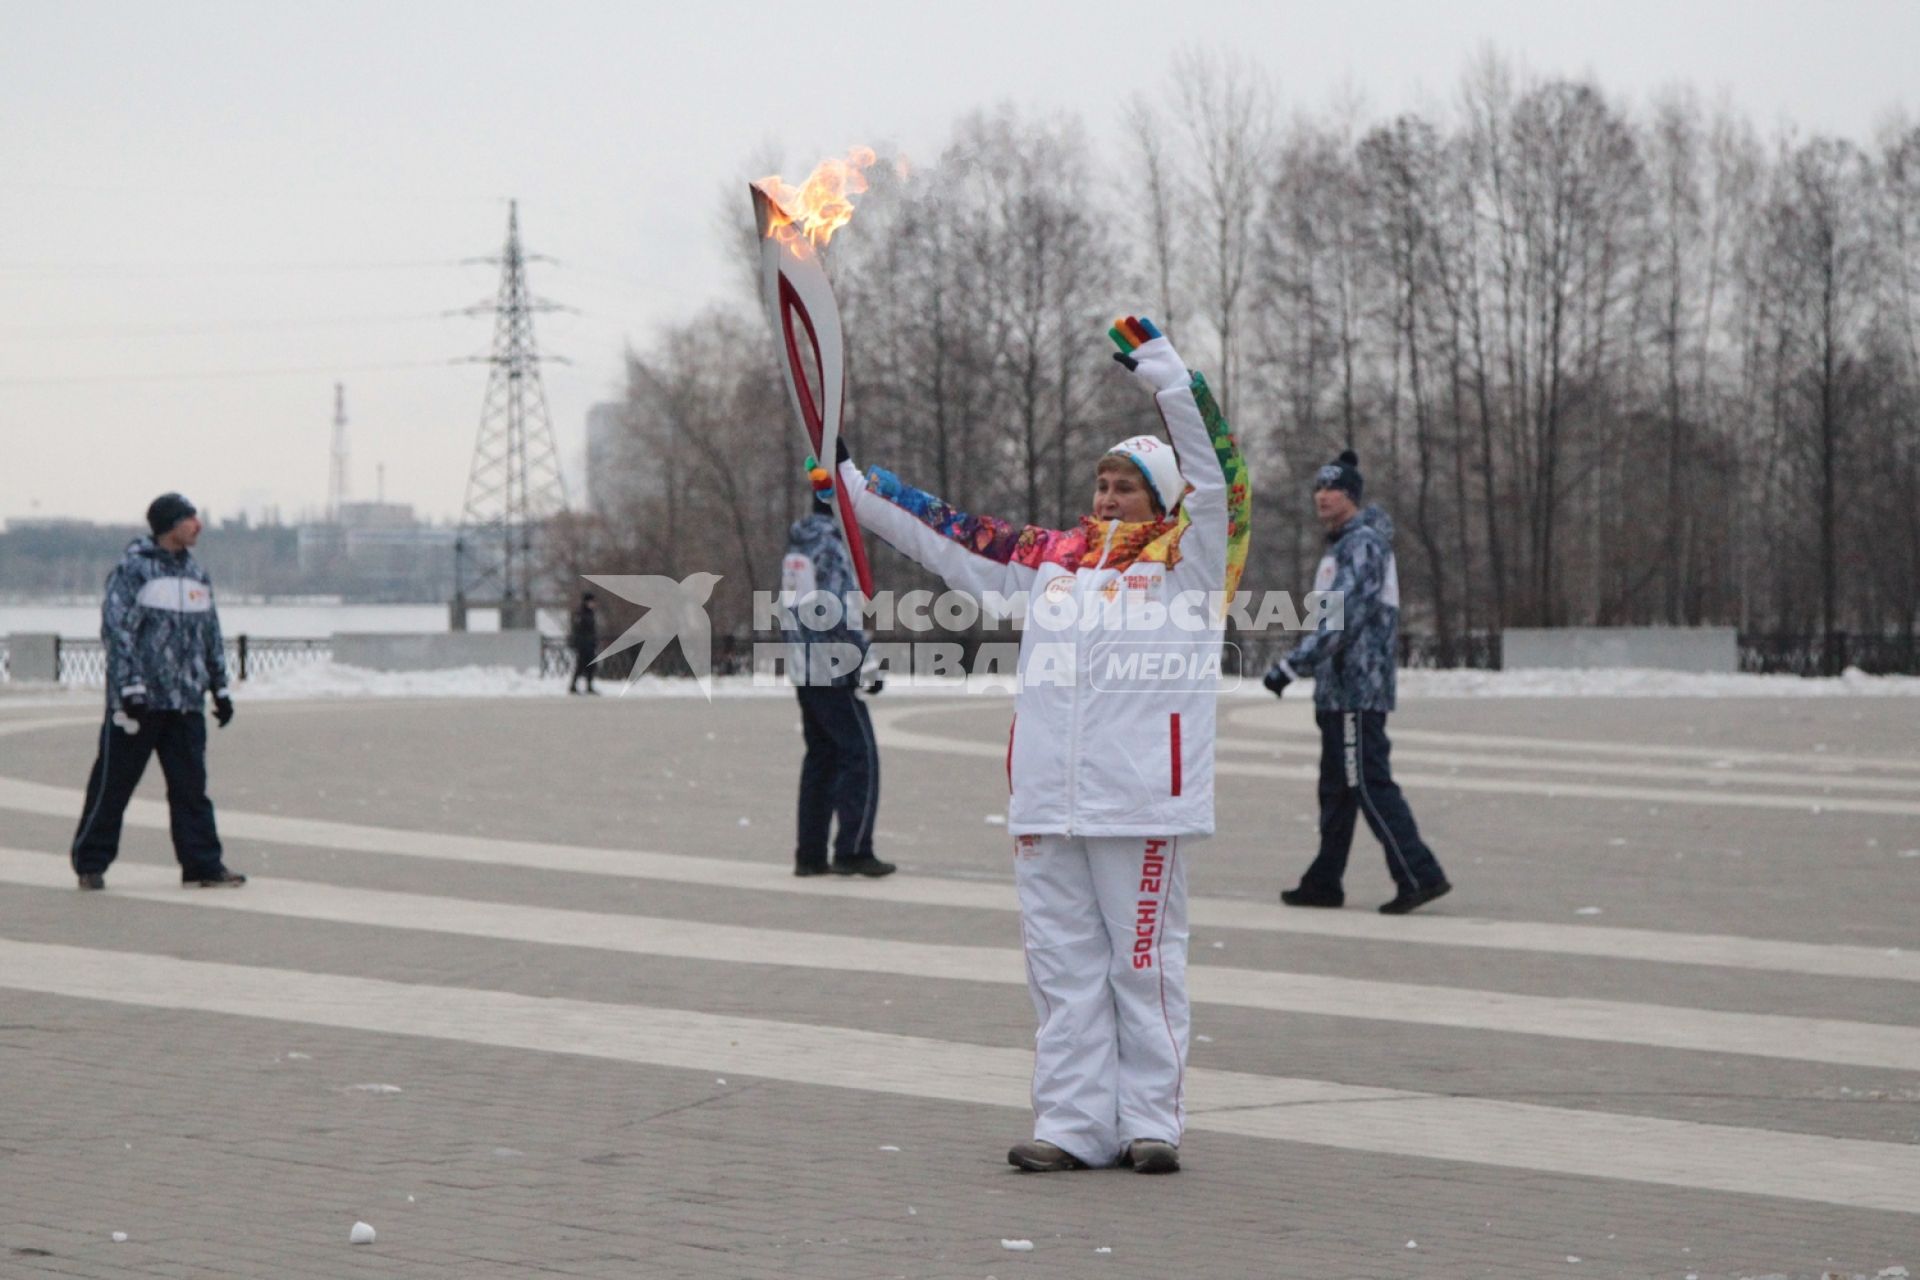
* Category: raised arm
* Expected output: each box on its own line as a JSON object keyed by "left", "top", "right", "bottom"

{"left": 840, "top": 460, "right": 1070, "bottom": 606}
{"left": 1110, "top": 317, "right": 1249, "bottom": 599}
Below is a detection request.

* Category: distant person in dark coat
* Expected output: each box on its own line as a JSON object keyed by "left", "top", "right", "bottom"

{"left": 568, "top": 591, "right": 600, "bottom": 694}
{"left": 71, "top": 493, "right": 247, "bottom": 890}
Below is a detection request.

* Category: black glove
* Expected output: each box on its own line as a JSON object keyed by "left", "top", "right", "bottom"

{"left": 212, "top": 692, "right": 235, "bottom": 728}
{"left": 1262, "top": 664, "right": 1292, "bottom": 699}
{"left": 834, "top": 435, "right": 851, "bottom": 467}
{"left": 864, "top": 675, "right": 885, "bottom": 696}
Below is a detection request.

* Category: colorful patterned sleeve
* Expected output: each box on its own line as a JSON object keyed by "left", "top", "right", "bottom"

{"left": 849, "top": 465, "right": 1070, "bottom": 602}
{"left": 1189, "top": 371, "right": 1251, "bottom": 602}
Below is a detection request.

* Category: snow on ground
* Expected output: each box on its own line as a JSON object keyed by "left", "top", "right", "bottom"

{"left": 9, "top": 662, "right": 1920, "bottom": 703}
{"left": 1390, "top": 666, "right": 1920, "bottom": 699}
{"left": 241, "top": 663, "right": 563, "bottom": 701}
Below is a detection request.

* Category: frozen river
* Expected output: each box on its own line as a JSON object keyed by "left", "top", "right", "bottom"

{"left": 0, "top": 602, "right": 562, "bottom": 638}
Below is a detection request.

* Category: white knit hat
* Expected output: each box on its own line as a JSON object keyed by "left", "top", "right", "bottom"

{"left": 1105, "top": 434, "right": 1186, "bottom": 515}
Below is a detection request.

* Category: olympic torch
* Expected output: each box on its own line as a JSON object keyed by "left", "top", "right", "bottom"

{"left": 751, "top": 151, "right": 876, "bottom": 597}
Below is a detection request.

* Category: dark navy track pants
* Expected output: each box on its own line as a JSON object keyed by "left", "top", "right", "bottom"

{"left": 794, "top": 686, "right": 878, "bottom": 867}
{"left": 1300, "top": 709, "right": 1446, "bottom": 894}
{"left": 71, "top": 711, "right": 224, "bottom": 878}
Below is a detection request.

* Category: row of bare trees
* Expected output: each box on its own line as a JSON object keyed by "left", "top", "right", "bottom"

{"left": 562, "top": 52, "right": 1920, "bottom": 667}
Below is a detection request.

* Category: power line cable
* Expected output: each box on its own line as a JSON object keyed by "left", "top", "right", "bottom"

{"left": 0, "top": 359, "right": 472, "bottom": 388}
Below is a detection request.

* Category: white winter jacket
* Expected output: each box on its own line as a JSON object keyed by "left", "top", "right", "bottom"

{"left": 845, "top": 352, "right": 1249, "bottom": 838}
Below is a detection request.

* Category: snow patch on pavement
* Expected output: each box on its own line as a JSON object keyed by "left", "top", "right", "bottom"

{"left": 194, "top": 658, "right": 1920, "bottom": 702}
{"left": 243, "top": 663, "right": 559, "bottom": 700}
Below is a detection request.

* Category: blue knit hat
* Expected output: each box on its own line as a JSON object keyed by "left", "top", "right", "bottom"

{"left": 146, "top": 492, "right": 197, "bottom": 537}
{"left": 1313, "top": 450, "right": 1362, "bottom": 501}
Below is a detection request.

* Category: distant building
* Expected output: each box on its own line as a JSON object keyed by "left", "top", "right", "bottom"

{"left": 3, "top": 516, "right": 102, "bottom": 533}
{"left": 297, "top": 501, "right": 457, "bottom": 600}
{"left": 334, "top": 500, "right": 416, "bottom": 532}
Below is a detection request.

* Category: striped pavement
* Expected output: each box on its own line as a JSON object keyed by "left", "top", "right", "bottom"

{"left": 0, "top": 695, "right": 1915, "bottom": 1278}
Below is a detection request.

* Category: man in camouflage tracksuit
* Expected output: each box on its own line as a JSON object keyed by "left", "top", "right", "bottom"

{"left": 71, "top": 493, "right": 247, "bottom": 890}
{"left": 1264, "top": 451, "right": 1450, "bottom": 915}
{"left": 779, "top": 495, "right": 893, "bottom": 878}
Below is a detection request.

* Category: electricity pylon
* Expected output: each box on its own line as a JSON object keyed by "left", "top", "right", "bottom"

{"left": 453, "top": 199, "right": 570, "bottom": 630}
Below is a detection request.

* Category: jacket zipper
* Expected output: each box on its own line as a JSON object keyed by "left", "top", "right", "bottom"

{"left": 1065, "top": 522, "right": 1122, "bottom": 830}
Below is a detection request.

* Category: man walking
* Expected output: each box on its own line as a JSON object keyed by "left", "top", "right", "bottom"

{"left": 567, "top": 591, "right": 600, "bottom": 694}
{"left": 71, "top": 493, "right": 246, "bottom": 890}
{"left": 1264, "top": 451, "right": 1450, "bottom": 915}
{"left": 780, "top": 488, "right": 893, "bottom": 878}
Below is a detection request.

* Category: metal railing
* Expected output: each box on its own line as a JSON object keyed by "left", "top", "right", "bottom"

{"left": 231, "top": 636, "right": 331, "bottom": 681}
{"left": 9, "top": 629, "right": 1915, "bottom": 686}
{"left": 1738, "top": 632, "right": 1920, "bottom": 676}
{"left": 4, "top": 637, "right": 335, "bottom": 687}
{"left": 57, "top": 639, "right": 106, "bottom": 685}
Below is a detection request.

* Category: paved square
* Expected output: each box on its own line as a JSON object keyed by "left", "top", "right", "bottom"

{"left": 0, "top": 688, "right": 1915, "bottom": 1278}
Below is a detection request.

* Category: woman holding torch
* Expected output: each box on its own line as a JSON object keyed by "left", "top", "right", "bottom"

{"left": 839, "top": 318, "right": 1249, "bottom": 1174}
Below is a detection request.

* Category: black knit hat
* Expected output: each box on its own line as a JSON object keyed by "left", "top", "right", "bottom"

{"left": 1313, "top": 450, "right": 1363, "bottom": 501}
{"left": 146, "top": 492, "right": 197, "bottom": 537}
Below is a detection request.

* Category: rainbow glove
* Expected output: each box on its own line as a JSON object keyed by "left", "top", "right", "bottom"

{"left": 1107, "top": 315, "right": 1190, "bottom": 394}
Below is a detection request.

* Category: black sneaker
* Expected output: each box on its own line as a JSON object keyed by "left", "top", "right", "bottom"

{"left": 830, "top": 856, "right": 896, "bottom": 878}
{"left": 1280, "top": 884, "right": 1344, "bottom": 908}
{"left": 1122, "top": 1139, "right": 1181, "bottom": 1174}
{"left": 77, "top": 872, "right": 106, "bottom": 891}
{"left": 184, "top": 867, "right": 248, "bottom": 888}
{"left": 1379, "top": 881, "right": 1451, "bottom": 915}
{"left": 1007, "top": 1139, "right": 1087, "bottom": 1172}
{"left": 794, "top": 862, "right": 831, "bottom": 877}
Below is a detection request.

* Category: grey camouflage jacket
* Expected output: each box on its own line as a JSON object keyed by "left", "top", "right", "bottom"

{"left": 101, "top": 537, "right": 230, "bottom": 712}
{"left": 1285, "top": 505, "right": 1401, "bottom": 712}
{"left": 779, "top": 513, "right": 868, "bottom": 688}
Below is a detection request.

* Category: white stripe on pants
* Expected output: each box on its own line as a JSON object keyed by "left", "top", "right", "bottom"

{"left": 1014, "top": 833, "right": 1190, "bottom": 1167}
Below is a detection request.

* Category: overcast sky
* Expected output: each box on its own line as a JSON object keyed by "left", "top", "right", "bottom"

{"left": 3, "top": 0, "right": 1915, "bottom": 528}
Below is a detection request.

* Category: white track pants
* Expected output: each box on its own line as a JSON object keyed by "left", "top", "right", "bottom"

{"left": 1014, "top": 833, "right": 1190, "bottom": 1168}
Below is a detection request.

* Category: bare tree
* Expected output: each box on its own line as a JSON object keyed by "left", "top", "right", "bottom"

{"left": 575, "top": 62, "right": 1920, "bottom": 671}
{"left": 1358, "top": 115, "right": 1457, "bottom": 660}
{"left": 1169, "top": 50, "right": 1275, "bottom": 421}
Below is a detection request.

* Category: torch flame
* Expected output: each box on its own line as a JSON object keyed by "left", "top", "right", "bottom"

{"left": 754, "top": 146, "right": 879, "bottom": 253}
